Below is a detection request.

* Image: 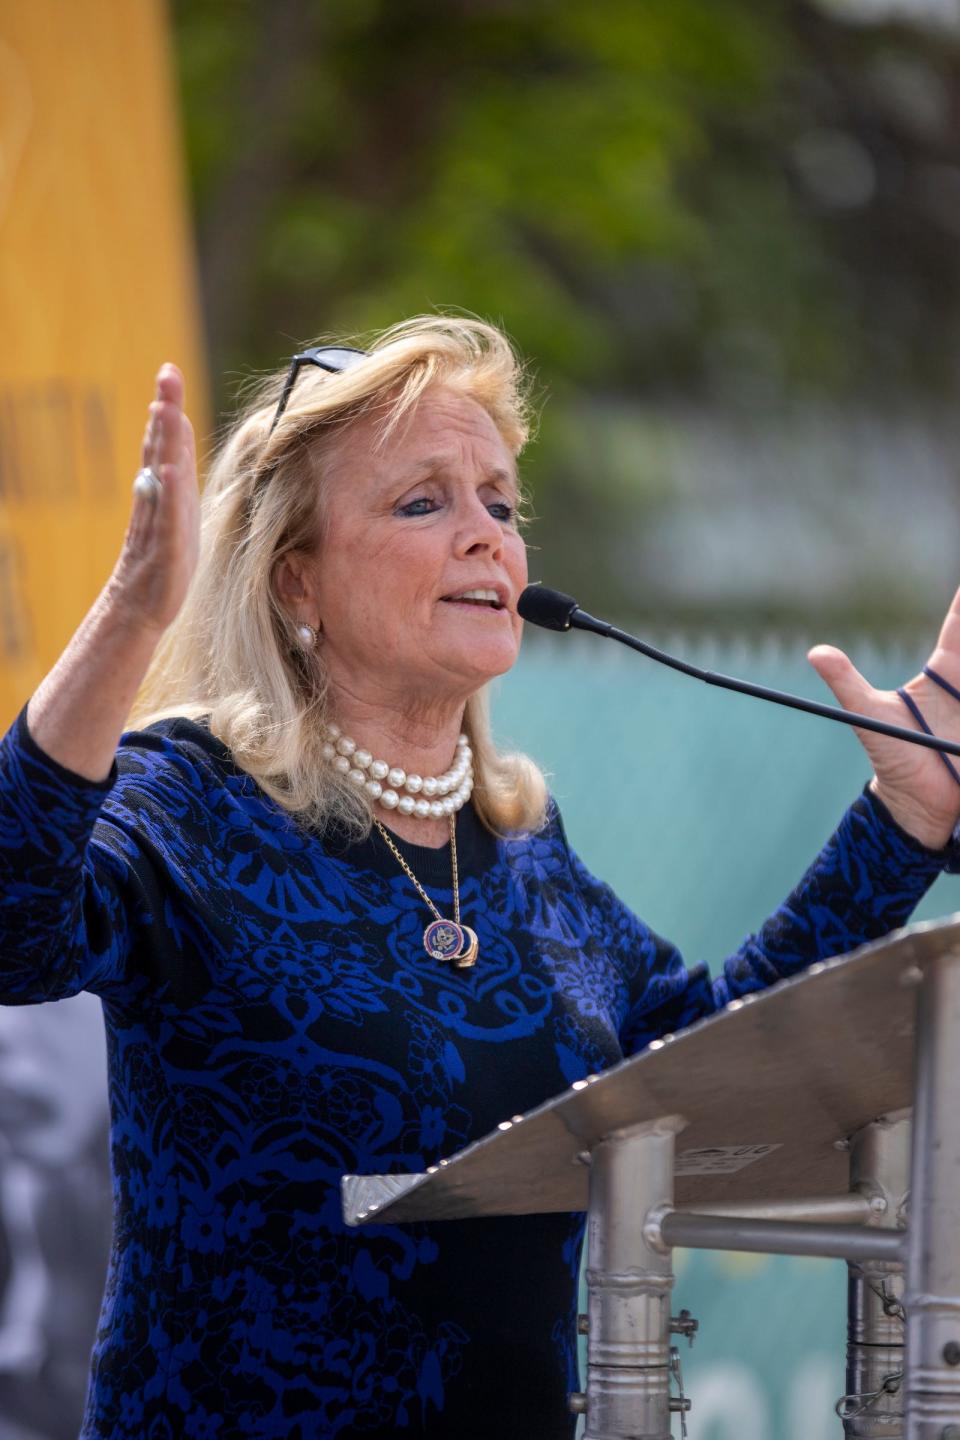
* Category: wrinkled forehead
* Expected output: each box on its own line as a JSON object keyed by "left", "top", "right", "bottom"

{"left": 332, "top": 385, "right": 519, "bottom": 487}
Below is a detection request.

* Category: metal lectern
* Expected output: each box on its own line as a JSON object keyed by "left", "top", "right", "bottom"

{"left": 342, "top": 915, "right": 960, "bottom": 1439}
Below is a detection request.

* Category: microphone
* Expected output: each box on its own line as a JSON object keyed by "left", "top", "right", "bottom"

{"left": 517, "top": 584, "right": 960, "bottom": 761}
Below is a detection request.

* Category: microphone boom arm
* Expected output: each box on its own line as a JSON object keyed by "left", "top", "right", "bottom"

{"left": 568, "top": 605, "right": 960, "bottom": 762}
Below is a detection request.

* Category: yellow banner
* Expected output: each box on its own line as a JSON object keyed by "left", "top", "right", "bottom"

{"left": 0, "top": 0, "right": 208, "bottom": 723}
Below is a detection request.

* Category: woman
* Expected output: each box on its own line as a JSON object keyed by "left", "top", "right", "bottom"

{"left": 1, "top": 316, "right": 958, "bottom": 1440}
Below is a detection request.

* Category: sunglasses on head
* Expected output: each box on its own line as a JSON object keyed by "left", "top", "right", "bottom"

{"left": 269, "top": 346, "right": 369, "bottom": 434}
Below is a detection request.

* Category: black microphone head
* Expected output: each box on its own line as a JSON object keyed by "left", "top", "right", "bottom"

{"left": 517, "top": 584, "right": 580, "bottom": 631}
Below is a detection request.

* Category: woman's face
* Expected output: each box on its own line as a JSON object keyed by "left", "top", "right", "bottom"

{"left": 299, "top": 386, "right": 528, "bottom": 712}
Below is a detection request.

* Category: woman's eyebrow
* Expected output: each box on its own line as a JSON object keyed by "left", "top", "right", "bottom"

{"left": 397, "top": 456, "right": 518, "bottom": 487}
{"left": 485, "top": 465, "right": 519, "bottom": 488}
{"left": 399, "top": 456, "right": 445, "bottom": 481}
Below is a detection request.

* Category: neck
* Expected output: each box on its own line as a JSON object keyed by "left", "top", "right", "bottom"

{"left": 328, "top": 690, "right": 469, "bottom": 849}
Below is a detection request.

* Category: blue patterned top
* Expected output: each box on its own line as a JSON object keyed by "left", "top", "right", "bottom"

{"left": 0, "top": 711, "right": 947, "bottom": 1439}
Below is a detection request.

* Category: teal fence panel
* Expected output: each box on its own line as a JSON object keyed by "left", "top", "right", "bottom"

{"left": 493, "top": 631, "right": 958, "bottom": 1439}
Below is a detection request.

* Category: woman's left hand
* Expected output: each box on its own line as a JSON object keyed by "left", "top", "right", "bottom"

{"left": 809, "top": 586, "right": 960, "bottom": 851}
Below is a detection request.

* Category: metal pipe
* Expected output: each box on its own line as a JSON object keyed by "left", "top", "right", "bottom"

{"left": 580, "top": 1116, "right": 686, "bottom": 1440}
{"left": 841, "top": 1116, "right": 909, "bottom": 1439}
{"left": 676, "top": 1194, "right": 872, "bottom": 1225}
{"left": 905, "top": 951, "right": 960, "bottom": 1438}
{"left": 653, "top": 1210, "right": 906, "bottom": 1264}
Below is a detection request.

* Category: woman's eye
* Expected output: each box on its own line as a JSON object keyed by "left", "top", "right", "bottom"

{"left": 395, "top": 494, "right": 517, "bottom": 522}
{"left": 397, "top": 496, "right": 439, "bottom": 517}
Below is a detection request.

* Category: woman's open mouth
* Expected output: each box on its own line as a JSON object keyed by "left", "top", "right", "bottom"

{"left": 441, "top": 588, "right": 506, "bottom": 610}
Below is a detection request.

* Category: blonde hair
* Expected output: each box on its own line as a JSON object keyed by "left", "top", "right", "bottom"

{"left": 132, "top": 315, "right": 548, "bottom": 839}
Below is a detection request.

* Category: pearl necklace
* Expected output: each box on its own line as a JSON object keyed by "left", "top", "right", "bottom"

{"left": 322, "top": 724, "right": 474, "bottom": 819}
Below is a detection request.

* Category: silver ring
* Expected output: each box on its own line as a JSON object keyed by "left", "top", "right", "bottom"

{"left": 133, "top": 466, "right": 161, "bottom": 501}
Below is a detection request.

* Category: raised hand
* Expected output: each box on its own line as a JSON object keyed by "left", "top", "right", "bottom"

{"left": 26, "top": 364, "right": 200, "bottom": 780}
{"left": 809, "top": 587, "right": 960, "bottom": 850}
{"left": 110, "top": 363, "right": 199, "bottom": 636}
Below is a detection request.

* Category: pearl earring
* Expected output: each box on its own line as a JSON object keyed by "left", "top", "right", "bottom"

{"left": 296, "top": 622, "right": 319, "bottom": 648}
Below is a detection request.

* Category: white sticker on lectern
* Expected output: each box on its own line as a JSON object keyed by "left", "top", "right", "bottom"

{"left": 675, "top": 1144, "right": 781, "bottom": 1175}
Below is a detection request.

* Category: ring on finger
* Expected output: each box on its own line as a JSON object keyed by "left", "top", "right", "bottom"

{"left": 133, "top": 466, "right": 161, "bottom": 502}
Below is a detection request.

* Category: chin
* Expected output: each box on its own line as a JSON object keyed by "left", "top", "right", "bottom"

{"left": 441, "top": 642, "right": 521, "bottom": 691}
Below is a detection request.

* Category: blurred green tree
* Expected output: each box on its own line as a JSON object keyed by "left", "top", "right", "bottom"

{"left": 173, "top": 0, "right": 960, "bottom": 408}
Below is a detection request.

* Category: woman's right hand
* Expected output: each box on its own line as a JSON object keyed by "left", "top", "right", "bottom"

{"left": 25, "top": 363, "right": 201, "bottom": 781}
{"left": 109, "top": 363, "right": 200, "bottom": 636}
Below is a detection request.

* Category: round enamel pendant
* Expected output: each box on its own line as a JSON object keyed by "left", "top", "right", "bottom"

{"left": 423, "top": 920, "right": 480, "bottom": 967}
{"left": 424, "top": 919, "right": 468, "bottom": 962}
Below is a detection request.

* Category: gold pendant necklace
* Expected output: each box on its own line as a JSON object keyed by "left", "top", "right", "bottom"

{"left": 373, "top": 816, "right": 479, "bottom": 968}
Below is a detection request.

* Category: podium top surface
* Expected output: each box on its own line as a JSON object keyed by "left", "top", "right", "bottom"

{"left": 342, "top": 914, "right": 960, "bottom": 1226}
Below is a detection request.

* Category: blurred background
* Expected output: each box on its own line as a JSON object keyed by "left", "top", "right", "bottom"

{"left": 2, "top": 0, "right": 959, "bottom": 1435}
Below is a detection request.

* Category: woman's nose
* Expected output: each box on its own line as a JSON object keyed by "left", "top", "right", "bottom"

{"left": 456, "top": 492, "right": 503, "bottom": 555}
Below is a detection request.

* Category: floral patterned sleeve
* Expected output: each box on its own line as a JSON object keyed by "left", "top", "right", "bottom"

{"left": 564, "top": 787, "right": 949, "bottom": 1057}
{"left": 0, "top": 709, "right": 144, "bottom": 1003}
